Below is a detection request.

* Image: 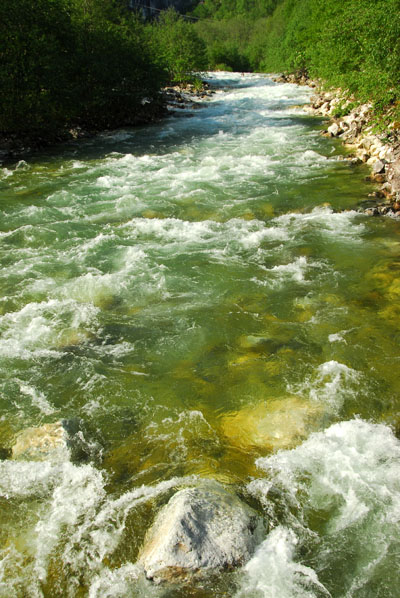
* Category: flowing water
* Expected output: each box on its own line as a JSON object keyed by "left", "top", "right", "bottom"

{"left": 1, "top": 73, "right": 400, "bottom": 597}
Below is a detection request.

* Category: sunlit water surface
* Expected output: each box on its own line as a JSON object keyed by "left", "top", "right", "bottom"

{"left": 1, "top": 73, "right": 400, "bottom": 597}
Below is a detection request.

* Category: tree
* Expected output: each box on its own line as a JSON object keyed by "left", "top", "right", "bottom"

{"left": 149, "top": 9, "right": 207, "bottom": 83}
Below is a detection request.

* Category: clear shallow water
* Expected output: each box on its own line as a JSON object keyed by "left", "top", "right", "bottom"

{"left": 0, "top": 73, "right": 400, "bottom": 597}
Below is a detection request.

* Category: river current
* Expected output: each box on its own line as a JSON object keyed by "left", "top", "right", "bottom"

{"left": 1, "top": 73, "right": 400, "bottom": 597}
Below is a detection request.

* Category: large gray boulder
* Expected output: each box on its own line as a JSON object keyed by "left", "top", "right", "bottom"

{"left": 327, "top": 123, "right": 340, "bottom": 137}
{"left": 372, "top": 159, "right": 386, "bottom": 174}
{"left": 138, "top": 481, "right": 264, "bottom": 583}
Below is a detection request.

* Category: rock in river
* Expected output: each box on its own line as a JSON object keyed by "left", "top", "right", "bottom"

{"left": 220, "top": 397, "right": 323, "bottom": 452}
{"left": 12, "top": 422, "right": 70, "bottom": 462}
{"left": 11, "top": 419, "right": 99, "bottom": 463}
{"left": 138, "top": 480, "right": 264, "bottom": 583}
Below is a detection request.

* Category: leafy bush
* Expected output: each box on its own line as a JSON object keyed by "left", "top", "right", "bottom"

{"left": 0, "top": 0, "right": 205, "bottom": 138}
{"left": 331, "top": 102, "right": 358, "bottom": 119}
{"left": 148, "top": 9, "right": 207, "bottom": 84}
{"left": 239, "top": 0, "right": 400, "bottom": 121}
{"left": 194, "top": 16, "right": 253, "bottom": 71}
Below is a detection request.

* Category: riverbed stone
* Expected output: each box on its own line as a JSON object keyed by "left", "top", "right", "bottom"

{"left": 373, "top": 173, "right": 386, "bottom": 183}
{"left": 11, "top": 419, "right": 98, "bottom": 463}
{"left": 11, "top": 422, "right": 70, "bottom": 462}
{"left": 138, "top": 481, "right": 264, "bottom": 583}
{"left": 359, "top": 150, "right": 370, "bottom": 162}
{"left": 220, "top": 397, "right": 323, "bottom": 452}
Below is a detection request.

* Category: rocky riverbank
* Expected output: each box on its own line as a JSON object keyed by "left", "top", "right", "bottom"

{"left": 274, "top": 73, "right": 400, "bottom": 217}
{"left": 163, "top": 81, "right": 214, "bottom": 112}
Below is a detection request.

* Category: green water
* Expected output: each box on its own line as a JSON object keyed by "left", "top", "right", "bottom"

{"left": 0, "top": 73, "right": 400, "bottom": 597}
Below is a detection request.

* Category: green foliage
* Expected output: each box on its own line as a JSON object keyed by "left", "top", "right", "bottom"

{"left": 192, "top": 0, "right": 279, "bottom": 20}
{"left": 192, "top": 0, "right": 400, "bottom": 122}
{"left": 0, "top": 0, "right": 206, "bottom": 138}
{"left": 0, "top": 0, "right": 75, "bottom": 133}
{"left": 331, "top": 102, "right": 358, "bottom": 119}
{"left": 221, "top": 0, "right": 400, "bottom": 121}
{"left": 192, "top": 0, "right": 280, "bottom": 70}
{"left": 147, "top": 9, "right": 207, "bottom": 84}
{"left": 195, "top": 16, "right": 253, "bottom": 71}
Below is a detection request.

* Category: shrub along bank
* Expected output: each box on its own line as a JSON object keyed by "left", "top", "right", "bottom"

{"left": 0, "top": 1, "right": 207, "bottom": 151}
{"left": 191, "top": 0, "right": 400, "bottom": 210}
{"left": 255, "top": 0, "right": 400, "bottom": 128}
{"left": 192, "top": 0, "right": 400, "bottom": 129}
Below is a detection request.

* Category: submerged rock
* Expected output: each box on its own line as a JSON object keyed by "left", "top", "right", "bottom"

{"left": 0, "top": 446, "right": 12, "bottom": 460}
{"left": 11, "top": 422, "right": 70, "bottom": 462}
{"left": 11, "top": 419, "right": 100, "bottom": 463}
{"left": 220, "top": 397, "right": 323, "bottom": 452}
{"left": 138, "top": 480, "right": 264, "bottom": 583}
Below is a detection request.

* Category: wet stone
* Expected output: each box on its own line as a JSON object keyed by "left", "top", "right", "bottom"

{"left": 372, "top": 160, "right": 386, "bottom": 174}
{"left": 11, "top": 422, "right": 70, "bottom": 462}
{"left": 327, "top": 123, "right": 340, "bottom": 137}
{"left": 11, "top": 419, "right": 99, "bottom": 463}
{"left": 138, "top": 480, "right": 264, "bottom": 583}
{"left": 373, "top": 173, "right": 386, "bottom": 183}
{"left": 220, "top": 397, "right": 324, "bottom": 452}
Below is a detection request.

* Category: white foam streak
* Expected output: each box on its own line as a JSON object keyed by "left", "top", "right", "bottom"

{"left": 18, "top": 382, "right": 55, "bottom": 415}
{"left": 0, "top": 460, "right": 60, "bottom": 498}
{"left": 88, "top": 563, "right": 142, "bottom": 598}
{"left": 246, "top": 421, "right": 400, "bottom": 597}
{"left": 273, "top": 207, "right": 365, "bottom": 241}
{"left": 0, "top": 299, "right": 99, "bottom": 358}
{"left": 34, "top": 463, "right": 106, "bottom": 583}
{"left": 121, "top": 217, "right": 287, "bottom": 255}
{"left": 237, "top": 527, "right": 330, "bottom": 598}
{"left": 255, "top": 419, "right": 400, "bottom": 536}
{"left": 289, "top": 360, "right": 361, "bottom": 411}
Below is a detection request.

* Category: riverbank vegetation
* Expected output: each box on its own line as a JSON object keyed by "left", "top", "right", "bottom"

{"left": 0, "top": 0, "right": 206, "bottom": 144}
{"left": 192, "top": 0, "right": 400, "bottom": 127}
{"left": 2, "top": 0, "right": 399, "bottom": 147}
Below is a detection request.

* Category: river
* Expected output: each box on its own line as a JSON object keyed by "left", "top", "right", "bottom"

{"left": 0, "top": 72, "right": 399, "bottom": 597}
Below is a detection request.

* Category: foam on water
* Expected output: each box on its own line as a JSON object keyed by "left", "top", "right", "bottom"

{"left": 273, "top": 207, "right": 365, "bottom": 242}
{"left": 253, "top": 256, "right": 312, "bottom": 289}
{"left": 236, "top": 527, "right": 330, "bottom": 598}
{"left": 244, "top": 420, "right": 400, "bottom": 597}
{"left": 0, "top": 299, "right": 100, "bottom": 358}
{"left": 288, "top": 360, "right": 362, "bottom": 412}
{"left": 88, "top": 563, "right": 142, "bottom": 598}
{"left": 122, "top": 216, "right": 287, "bottom": 250}
{"left": 18, "top": 382, "right": 56, "bottom": 415}
{"left": 0, "top": 454, "right": 196, "bottom": 597}
{"left": 1, "top": 72, "right": 398, "bottom": 597}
